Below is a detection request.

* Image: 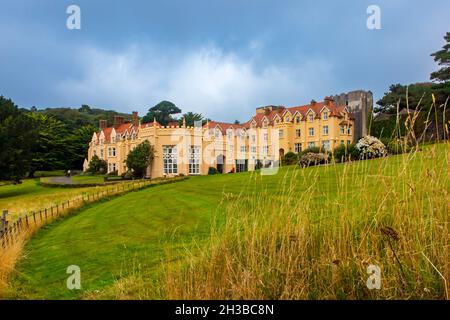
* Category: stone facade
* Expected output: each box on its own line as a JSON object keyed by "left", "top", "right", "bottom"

{"left": 332, "top": 90, "right": 373, "bottom": 140}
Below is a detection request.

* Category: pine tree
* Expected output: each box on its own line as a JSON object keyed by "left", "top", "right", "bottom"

{"left": 430, "top": 32, "right": 450, "bottom": 83}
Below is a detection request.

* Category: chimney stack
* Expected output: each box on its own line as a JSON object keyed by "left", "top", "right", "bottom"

{"left": 99, "top": 119, "right": 107, "bottom": 130}
{"left": 310, "top": 99, "right": 317, "bottom": 106}
{"left": 113, "top": 115, "right": 124, "bottom": 127}
{"left": 324, "top": 96, "right": 333, "bottom": 106}
{"left": 132, "top": 111, "right": 139, "bottom": 127}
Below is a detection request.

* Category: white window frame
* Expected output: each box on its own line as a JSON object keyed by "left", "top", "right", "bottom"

{"left": 163, "top": 146, "right": 178, "bottom": 174}
{"left": 295, "top": 143, "right": 302, "bottom": 153}
{"left": 188, "top": 146, "right": 200, "bottom": 175}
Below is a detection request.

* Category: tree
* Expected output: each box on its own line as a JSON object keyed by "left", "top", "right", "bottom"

{"left": 27, "top": 113, "right": 70, "bottom": 177}
{"left": 430, "top": 32, "right": 450, "bottom": 83}
{"left": 375, "top": 83, "right": 434, "bottom": 113}
{"left": 65, "top": 124, "right": 98, "bottom": 169}
{"left": 0, "top": 96, "right": 36, "bottom": 182}
{"left": 125, "top": 140, "right": 155, "bottom": 178}
{"left": 87, "top": 155, "right": 107, "bottom": 174}
{"left": 180, "top": 112, "right": 204, "bottom": 126}
{"left": 78, "top": 104, "right": 92, "bottom": 113}
{"left": 142, "top": 101, "right": 181, "bottom": 125}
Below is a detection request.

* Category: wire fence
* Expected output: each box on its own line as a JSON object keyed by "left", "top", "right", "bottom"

{"left": 0, "top": 176, "right": 188, "bottom": 249}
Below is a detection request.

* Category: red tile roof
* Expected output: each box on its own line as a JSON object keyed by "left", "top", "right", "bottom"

{"left": 114, "top": 123, "right": 133, "bottom": 134}
{"left": 245, "top": 100, "right": 352, "bottom": 128}
{"left": 96, "top": 99, "right": 353, "bottom": 142}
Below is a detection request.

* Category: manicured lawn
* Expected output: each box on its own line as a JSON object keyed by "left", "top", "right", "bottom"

{"left": 70, "top": 175, "right": 106, "bottom": 184}
{"left": 6, "top": 143, "right": 449, "bottom": 299}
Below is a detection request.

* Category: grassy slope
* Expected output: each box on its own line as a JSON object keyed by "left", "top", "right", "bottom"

{"left": 0, "top": 180, "right": 109, "bottom": 220}
{"left": 6, "top": 143, "right": 449, "bottom": 299}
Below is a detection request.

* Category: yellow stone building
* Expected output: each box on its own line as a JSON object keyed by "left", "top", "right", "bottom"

{"left": 84, "top": 97, "right": 354, "bottom": 178}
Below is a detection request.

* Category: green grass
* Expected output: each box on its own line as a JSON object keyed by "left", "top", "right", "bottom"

{"left": 0, "top": 179, "right": 112, "bottom": 220}
{"left": 70, "top": 175, "right": 106, "bottom": 184}
{"left": 5, "top": 143, "right": 449, "bottom": 299}
{"left": 0, "top": 180, "right": 82, "bottom": 219}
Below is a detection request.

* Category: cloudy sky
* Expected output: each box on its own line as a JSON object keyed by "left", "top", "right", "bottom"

{"left": 0, "top": 0, "right": 449, "bottom": 122}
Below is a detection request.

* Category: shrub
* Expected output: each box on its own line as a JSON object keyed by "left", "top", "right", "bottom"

{"left": 298, "top": 152, "right": 328, "bottom": 167}
{"left": 121, "top": 170, "right": 134, "bottom": 180}
{"left": 87, "top": 155, "right": 107, "bottom": 174}
{"left": 254, "top": 160, "right": 263, "bottom": 170}
{"left": 356, "top": 135, "right": 387, "bottom": 159}
{"left": 333, "top": 143, "right": 360, "bottom": 162}
{"left": 208, "top": 167, "right": 219, "bottom": 175}
{"left": 282, "top": 152, "right": 298, "bottom": 165}
{"left": 299, "top": 146, "right": 321, "bottom": 156}
{"left": 106, "top": 170, "right": 118, "bottom": 176}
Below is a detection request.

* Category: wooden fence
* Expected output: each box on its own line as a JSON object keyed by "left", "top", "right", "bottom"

{"left": 0, "top": 176, "right": 188, "bottom": 249}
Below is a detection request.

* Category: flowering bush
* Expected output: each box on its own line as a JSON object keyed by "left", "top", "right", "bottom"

{"left": 356, "top": 135, "right": 387, "bottom": 159}
{"left": 298, "top": 152, "right": 328, "bottom": 167}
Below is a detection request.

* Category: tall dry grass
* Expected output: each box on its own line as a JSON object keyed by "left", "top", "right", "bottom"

{"left": 163, "top": 143, "right": 448, "bottom": 299}
{"left": 163, "top": 100, "right": 449, "bottom": 300}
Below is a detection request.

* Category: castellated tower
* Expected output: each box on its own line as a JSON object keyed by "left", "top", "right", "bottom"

{"left": 332, "top": 90, "right": 373, "bottom": 140}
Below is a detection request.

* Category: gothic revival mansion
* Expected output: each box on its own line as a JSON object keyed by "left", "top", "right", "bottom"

{"left": 84, "top": 97, "right": 355, "bottom": 178}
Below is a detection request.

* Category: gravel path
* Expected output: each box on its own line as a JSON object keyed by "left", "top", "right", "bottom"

{"left": 47, "top": 176, "right": 74, "bottom": 184}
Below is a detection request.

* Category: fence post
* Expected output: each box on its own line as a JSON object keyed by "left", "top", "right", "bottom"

{"left": 0, "top": 210, "right": 8, "bottom": 239}
{"left": 25, "top": 214, "right": 29, "bottom": 227}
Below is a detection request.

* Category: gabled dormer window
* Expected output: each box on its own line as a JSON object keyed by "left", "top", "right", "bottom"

{"left": 296, "top": 117, "right": 301, "bottom": 124}
{"left": 309, "top": 114, "right": 314, "bottom": 122}
{"left": 323, "top": 112, "right": 328, "bottom": 120}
